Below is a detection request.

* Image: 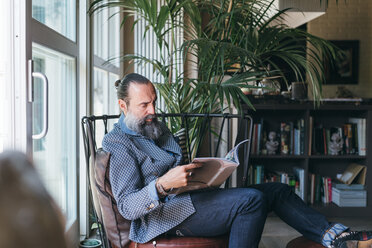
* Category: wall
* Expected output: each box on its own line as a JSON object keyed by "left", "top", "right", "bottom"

{"left": 307, "top": 0, "right": 372, "bottom": 98}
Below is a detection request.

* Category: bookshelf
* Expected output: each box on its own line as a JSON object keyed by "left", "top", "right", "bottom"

{"left": 243, "top": 100, "right": 372, "bottom": 217}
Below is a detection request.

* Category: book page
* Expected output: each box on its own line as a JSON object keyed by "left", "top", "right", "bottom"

{"left": 191, "top": 158, "right": 238, "bottom": 185}
{"left": 224, "top": 139, "right": 250, "bottom": 164}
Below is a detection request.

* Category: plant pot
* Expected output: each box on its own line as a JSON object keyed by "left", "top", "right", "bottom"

{"left": 79, "top": 239, "right": 102, "bottom": 248}
{"left": 291, "top": 82, "right": 308, "bottom": 100}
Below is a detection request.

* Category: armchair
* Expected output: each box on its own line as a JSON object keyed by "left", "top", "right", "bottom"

{"left": 81, "top": 113, "right": 252, "bottom": 248}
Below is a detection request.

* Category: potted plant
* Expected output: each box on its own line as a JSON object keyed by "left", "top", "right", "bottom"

{"left": 89, "top": 0, "right": 342, "bottom": 157}
{"left": 79, "top": 239, "right": 102, "bottom": 248}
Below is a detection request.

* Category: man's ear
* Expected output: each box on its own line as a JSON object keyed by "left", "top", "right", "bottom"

{"left": 118, "top": 99, "right": 128, "bottom": 115}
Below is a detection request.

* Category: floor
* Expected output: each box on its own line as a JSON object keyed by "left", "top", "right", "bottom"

{"left": 259, "top": 216, "right": 372, "bottom": 248}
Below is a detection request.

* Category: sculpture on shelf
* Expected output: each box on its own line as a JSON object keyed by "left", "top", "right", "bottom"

{"left": 329, "top": 132, "right": 344, "bottom": 155}
{"left": 265, "top": 131, "right": 279, "bottom": 155}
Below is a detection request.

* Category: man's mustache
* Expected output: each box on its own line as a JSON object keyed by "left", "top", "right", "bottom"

{"left": 142, "top": 114, "right": 158, "bottom": 124}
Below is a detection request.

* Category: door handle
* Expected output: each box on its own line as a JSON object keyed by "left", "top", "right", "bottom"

{"left": 28, "top": 59, "right": 49, "bottom": 140}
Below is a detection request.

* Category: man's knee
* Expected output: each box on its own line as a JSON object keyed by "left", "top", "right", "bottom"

{"left": 238, "top": 188, "right": 266, "bottom": 214}
{"left": 267, "top": 182, "right": 294, "bottom": 198}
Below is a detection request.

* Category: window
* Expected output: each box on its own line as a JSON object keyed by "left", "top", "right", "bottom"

{"left": 32, "top": 43, "right": 77, "bottom": 223}
{"left": 133, "top": 0, "right": 184, "bottom": 111}
{"left": 32, "top": 0, "right": 76, "bottom": 41}
{"left": 92, "top": 6, "right": 121, "bottom": 145}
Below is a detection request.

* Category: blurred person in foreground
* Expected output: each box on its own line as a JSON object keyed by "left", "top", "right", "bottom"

{"left": 0, "top": 151, "right": 68, "bottom": 248}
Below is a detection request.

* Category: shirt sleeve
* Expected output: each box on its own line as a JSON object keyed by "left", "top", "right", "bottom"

{"left": 103, "top": 134, "right": 164, "bottom": 220}
{"left": 148, "top": 179, "right": 160, "bottom": 201}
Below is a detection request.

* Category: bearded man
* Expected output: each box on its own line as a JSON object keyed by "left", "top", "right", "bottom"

{"left": 102, "top": 73, "right": 372, "bottom": 248}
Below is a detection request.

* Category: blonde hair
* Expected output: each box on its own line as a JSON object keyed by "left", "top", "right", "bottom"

{"left": 0, "top": 151, "right": 68, "bottom": 248}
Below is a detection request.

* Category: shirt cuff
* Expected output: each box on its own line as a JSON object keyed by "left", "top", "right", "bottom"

{"left": 148, "top": 179, "right": 160, "bottom": 201}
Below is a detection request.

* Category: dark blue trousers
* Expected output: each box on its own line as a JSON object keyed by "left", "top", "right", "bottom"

{"left": 168, "top": 183, "right": 335, "bottom": 248}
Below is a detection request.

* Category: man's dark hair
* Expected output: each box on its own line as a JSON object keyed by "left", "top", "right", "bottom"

{"left": 114, "top": 73, "right": 150, "bottom": 103}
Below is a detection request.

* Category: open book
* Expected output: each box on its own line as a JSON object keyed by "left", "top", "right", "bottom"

{"left": 337, "top": 163, "right": 367, "bottom": 185}
{"left": 170, "top": 139, "right": 249, "bottom": 195}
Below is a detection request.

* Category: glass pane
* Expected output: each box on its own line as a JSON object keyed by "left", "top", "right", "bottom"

{"left": 109, "top": 72, "right": 120, "bottom": 116}
{"left": 93, "top": 67, "right": 108, "bottom": 146}
{"left": 108, "top": 72, "right": 120, "bottom": 129}
{"left": 108, "top": 7, "right": 120, "bottom": 66}
{"left": 32, "top": 43, "right": 77, "bottom": 224}
{"left": 0, "top": 74, "right": 10, "bottom": 152}
{"left": 93, "top": 69, "right": 120, "bottom": 146}
{"left": 93, "top": 67, "right": 108, "bottom": 116}
{"left": 0, "top": 1, "right": 12, "bottom": 152}
{"left": 32, "top": 0, "right": 76, "bottom": 41}
{"left": 93, "top": 8, "right": 108, "bottom": 59}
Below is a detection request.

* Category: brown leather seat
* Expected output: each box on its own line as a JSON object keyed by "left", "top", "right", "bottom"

{"left": 92, "top": 148, "right": 228, "bottom": 248}
{"left": 286, "top": 236, "right": 326, "bottom": 248}
{"left": 127, "top": 236, "right": 228, "bottom": 248}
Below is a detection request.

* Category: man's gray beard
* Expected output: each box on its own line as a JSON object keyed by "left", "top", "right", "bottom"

{"left": 124, "top": 112, "right": 163, "bottom": 140}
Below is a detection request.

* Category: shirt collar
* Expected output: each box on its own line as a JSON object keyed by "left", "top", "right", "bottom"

{"left": 119, "top": 113, "right": 139, "bottom": 136}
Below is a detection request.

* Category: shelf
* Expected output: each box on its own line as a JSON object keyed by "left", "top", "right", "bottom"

{"left": 243, "top": 101, "right": 372, "bottom": 217}
{"left": 251, "top": 155, "right": 366, "bottom": 159}
{"left": 251, "top": 155, "right": 307, "bottom": 159}
{"left": 311, "top": 203, "right": 371, "bottom": 217}
{"left": 309, "top": 155, "right": 366, "bottom": 159}
{"left": 243, "top": 99, "right": 372, "bottom": 111}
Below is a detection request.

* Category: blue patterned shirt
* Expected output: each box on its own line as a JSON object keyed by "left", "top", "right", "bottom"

{"left": 102, "top": 114, "right": 196, "bottom": 243}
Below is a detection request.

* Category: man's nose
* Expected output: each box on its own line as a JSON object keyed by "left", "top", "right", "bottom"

{"left": 147, "top": 104, "right": 155, "bottom": 115}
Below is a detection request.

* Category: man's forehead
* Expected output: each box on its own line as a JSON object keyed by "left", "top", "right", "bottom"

{"left": 128, "top": 82, "right": 156, "bottom": 99}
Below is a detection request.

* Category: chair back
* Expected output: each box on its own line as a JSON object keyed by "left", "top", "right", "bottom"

{"left": 81, "top": 113, "right": 252, "bottom": 248}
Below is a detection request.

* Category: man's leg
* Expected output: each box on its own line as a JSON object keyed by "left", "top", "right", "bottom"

{"left": 168, "top": 188, "right": 267, "bottom": 248}
{"left": 250, "top": 182, "right": 348, "bottom": 246}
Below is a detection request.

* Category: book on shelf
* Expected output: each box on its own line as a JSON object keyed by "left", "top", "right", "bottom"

{"left": 251, "top": 119, "right": 305, "bottom": 156}
{"left": 333, "top": 183, "right": 365, "bottom": 190}
{"left": 309, "top": 173, "right": 315, "bottom": 204}
{"left": 308, "top": 173, "right": 332, "bottom": 204}
{"left": 309, "top": 116, "right": 313, "bottom": 156}
{"left": 246, "top": 164, "right": 265, "bottom": 185}
{"left": 322, "top": 177, "right": 332, "bottom": 204}
{"left": 255, "top": 165, "right": 264, "bottom": 184}
{"left": 311, "top": 120, "right": 364, "bottom": 156}
{"left": 337, "top": 163, "right": 367, "bottom": 185}
{"left": 348, "top": 118, "right": 366, "bottom": 156}
{"left": 170, "top": 139, "right": 249, "bottom": 194}
{"left": 252, "top": 124, "right": 257, "bottom": 155}
{"left": 280, "top": 121, "right": 305, "bottom": 155}
{"left": 251, "top": 121, "right": 264, "bottom": 155}
{"left": 299, "top": 119, "right": 305, "bottom": 155}
{"left": 280, "top": 122, "right": 290, "bottom": 155}
{"left": 254, "top": 165, "right": 305, "bottom": 200}
{"left": 332, "top": 187, "right": 367, "bottom": 207}
{"left": 315, "top": 174, "right": 322, "bottom": 203}
{"left": 307, "top": 170, "right": 367, "bottom": 206}
{"left": 293, "top": 167, "right": 305, "bottom": 200}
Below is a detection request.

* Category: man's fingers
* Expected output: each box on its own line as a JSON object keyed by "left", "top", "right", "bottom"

{"left": 184, "top": 162, "right": 203, "bottom": 170}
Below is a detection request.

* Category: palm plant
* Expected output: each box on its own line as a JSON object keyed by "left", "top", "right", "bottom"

{"left": 89, "top": 0, "right": 267, "bottom": 157}
{"left": 89, "top": 0, "right": 341, "bottom": 158}
{"left": 188, "top": 0, "right": 340, "bottom": 103}
{"left": 89, "top": 0, "right": 267, "bottom": 113}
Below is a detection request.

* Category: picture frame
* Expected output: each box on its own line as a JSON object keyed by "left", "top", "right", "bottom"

{"left": 324, "top": 40, "right": 359, "bottom": 85}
